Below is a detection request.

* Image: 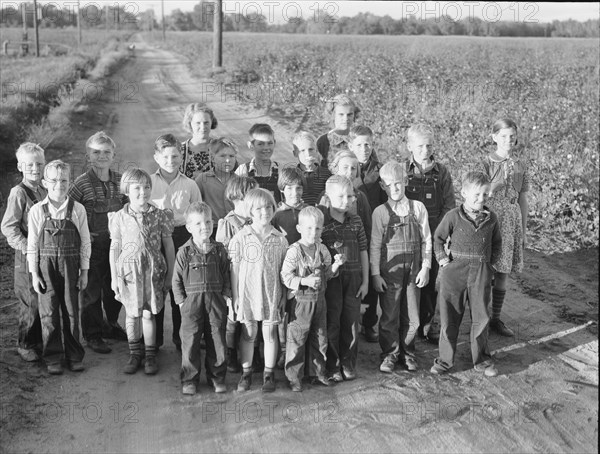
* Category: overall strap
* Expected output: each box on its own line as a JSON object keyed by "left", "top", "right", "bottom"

{"left": 384, "top": 201, "right": 395, "bottom": 218}
{"left": 18, "top": 182, "right": 38, "bottom": 204}
{"left": 65, "top": 198, "right": 75, "bottom": 221}
{"left": 407, "top": 199, "right": 415, "bottom": 217}
{"left": 41, "top": 202, "right": 51, "bottom": 220}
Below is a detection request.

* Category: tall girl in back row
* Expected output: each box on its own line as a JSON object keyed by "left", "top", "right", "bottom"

{"left": 481, "top": 118, "right": 529, "bottom": 337}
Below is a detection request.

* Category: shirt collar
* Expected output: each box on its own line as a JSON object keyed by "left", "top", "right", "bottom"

{"left": 409, "top": 158, "right": 439, "bottom": 173}
{"left": 249, "top": 158, "right": 278, "bottom": 174}
{"left": 40, "top": 196, "right": 69, "bottom": 210}
{"left": 241, "top": 224, "right": 285, "bottom": 238}
{"left": 327, "top": 131, "right": 348, "bottom": 147}
{"left": 154, "top": 169, "right": 184, "bottom": 183}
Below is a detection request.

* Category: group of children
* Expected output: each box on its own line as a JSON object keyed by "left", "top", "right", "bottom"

{"left": 1, "top": 95, "right": 529, "bottom": 394}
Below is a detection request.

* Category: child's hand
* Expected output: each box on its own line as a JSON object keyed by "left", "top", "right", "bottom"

{"left": 32, "top": 274, "right": 46, "bottom": 295}
{"left": 78, "top": 271, "right": 88, "bottom": 291}
{"left": 333, "top": 253, "right": 346, "bottom": 266}
{"left": 415, "top": 267, "right": 430, "bottom": 288}
{"left": 372, "top": 275, "right": 387, "bottom": 293}
{"left": 356, "top": 282, "right": 369, "bottom": 300}
{"left": 302, "top": 275, "right": 321, "bottom": 290}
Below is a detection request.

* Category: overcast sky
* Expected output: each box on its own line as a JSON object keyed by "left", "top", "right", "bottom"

{"left": 139, "top": 1, "right": 600, "bottom": 23}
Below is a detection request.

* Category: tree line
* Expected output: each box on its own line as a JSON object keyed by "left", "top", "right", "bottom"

{"left": 1, "top": 2, "right": 598, "bottom": 38}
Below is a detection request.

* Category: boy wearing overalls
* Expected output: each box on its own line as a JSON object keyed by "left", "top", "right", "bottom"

{"left": 69, "top": 132, "right": 126, "bottom": 353}
{"left": 370, "top": 161, "right": 432, "bottom": 374}
{"left": 28, "top": 160, "right": 91, "bottom": 374}
{"left": 1, "top": 143, "right": 47, "bottom": 362}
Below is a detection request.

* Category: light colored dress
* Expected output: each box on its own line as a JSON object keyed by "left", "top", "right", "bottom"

{"left": 228, "top": 225, "right": 288, "bottom": 323}
{"left": 108, "top": 203, "right": 174, "bottom": 317}
{"left": 484, "top": 156, "right": 529, "bottom": 274}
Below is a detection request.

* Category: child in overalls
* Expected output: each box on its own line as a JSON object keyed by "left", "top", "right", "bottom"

{"left": 281, "top": 207, "right": 345, "bottom": 391}
{"left": 27, "top": 160, "right": 91, "bottom": 374}
{"left": 235, "top": 123, "right": 282, "bottom": 204}
{"left": 370, "top": 161, "right": 432, "bottom": 374}
{"left": 173, "top": 202, "right": 231, "bottom": 395}
{"left": 1, "top": 143, "right": 47, "bottom": 362}
{"left": 69, "top": 131, "right": 127, "bottom": 354}
{"left": 320, "top": 175, "right": 369, "bottom": 382}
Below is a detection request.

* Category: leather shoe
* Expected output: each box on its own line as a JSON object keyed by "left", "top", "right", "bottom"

{"left": 88, "top": 338, "right": 112, "bottom": 354}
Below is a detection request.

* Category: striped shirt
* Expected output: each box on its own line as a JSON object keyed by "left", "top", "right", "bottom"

{"left": 319, "top": 207, "right": 368, "bottom": 274}
{"left": 298, "top": 163, "right": 331, "bottom": 206}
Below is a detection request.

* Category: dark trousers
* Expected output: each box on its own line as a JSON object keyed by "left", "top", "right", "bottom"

{"left": 325, "top": 271, "right": 362, "bottom": 375}
{"left": 379, "top": 262, "right": 420, "bottom": 362}
{"left": 38, "top": 255, "right": 85, "bottom": 365}
{"left": 80, "top": 236, "right": 121, "bottom": 340}
{"left": 436, "top": 260, "right": 493, "bottom": 370}
{"left": 180, "top": 292, "right": 227, "bottom": 384}
{"left": 285, "top": 292, "right": 328, "bottom": 382}
{"left": 361, "top": 280, "right": 379, "bottom": 329}
{"left": 156, "top": 226, "right": 190, "bottom": 347}
{"left": 14, "top": 250, "right": 42, "bottom": 351}
{"left": 419, "top": 257, "right": 439, "bottom": 335}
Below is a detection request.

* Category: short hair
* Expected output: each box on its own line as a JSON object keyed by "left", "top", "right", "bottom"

{"left": 208, "top": 137, "right": 238, "bottom": 156}
{"left": 298, "top": 206, "right": 324, "bottom": 226}
{"left": 16, "top": 142, "right": 45, "bottom": 162}
{"left": 324, "top": 94, "right": 361, "bottom": 120}
{"left": 325, "top": 175, "right": 354, "bottom": 195}
{"left": 86, "top": 131, "right": 116, "bottom": 152}
{"left": 292, "top": 131, "right": 317, "bottom": 147}
{"left": 248, "top": 123, "right": 275, "bottom": 138}
{"left": 224, "top": 175, "right": 259, "bottom": 202}
{"left": 244, "top": 188, "right": 276, "bottom": 217}
{"left": 328, "top": 150, "right": 360, "bottom": 178}
{"left": 44, "top": 160, "right": 71, "bottom": 181}
{"left": 407, "top": 123, "right": 434, "bottom": 143}
{"left": 492, "top": 118, "right": 518, "bottom": 135}
{"left": 348, "top": 125, "right": 373, "bottom": 142}
{"left": 277, "top": 166, "right": 305, "bottom": 191}
{"left": 462, "top": 171, "right": 490, "bottom": 190}
{"left": 154, "top": 134, "right": 181, "bottom": 153}
{"left": 120, "top": 168, "right": 152, "bottom": 195}
{"left": 379, "top": 160, "right": 406, "bottom": 184}
{"left": 185, "top": 201, "right": 212, "bottom": 222}
{"left": 182, "top": 103, "right": 218, "bottom": 134}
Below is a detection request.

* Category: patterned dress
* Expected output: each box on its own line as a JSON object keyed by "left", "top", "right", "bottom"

{"left": 484, "top": 156, "right": 529, "bottom": 274}
{"left": 180, "top": 139, "right": 211, "bottom": 179}
{"left": 108, "top": 203, "right": 174, "bottom": 316}
{"left": 228, "top": 225, "right": 288, "bottom": 323}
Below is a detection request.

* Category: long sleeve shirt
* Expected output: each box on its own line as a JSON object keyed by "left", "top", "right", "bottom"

{"left": 370, "top": 197, "right": 432, "bottom": 276}
{"left": 150, "top": 171, "right": 202, "bottom": 227}
{"left": 1, "top": 182, "right": 46, "bottom": 253}
{"left": 433, "top": 205, "right": 502, "bottom": 266}
{"left": 27, "top": 196, "right": 92, "bottom": 270}
{"left": 280, "top": 242, "right": 333, "bottom": 293}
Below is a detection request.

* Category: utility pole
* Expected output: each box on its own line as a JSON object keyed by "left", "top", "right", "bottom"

{"left": 77, "top": 0, "right": 82, "bottom": 46}
{"left": 33, "top": 0, "right": 39, "bottom": 57}
{"left": 21, "top": 3, "right": 28, "bottom": 55}
{"left": 105, "top": 4, "right": 109, "bottom": 36}
{"left": 161, "top": 0, "right": 166, "bottom": 41}
{"left": 213, "top": 0, "right": 222, "bottom": 68}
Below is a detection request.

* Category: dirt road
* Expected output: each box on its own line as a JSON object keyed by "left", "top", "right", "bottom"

{"left": 1, "top": 35, "right": 598, "bottom": 453}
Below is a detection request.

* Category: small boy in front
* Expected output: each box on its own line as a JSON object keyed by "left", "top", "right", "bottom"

{"left": 172, "top": 202, "right": 231, "bottom": 395}
{"left": 151, "top": 133, "right": 202, "bottom": 351}
{"left": 1, "top": 143, "right": 47, "bottom": 362}
{"left": 371, "top": 161, "right": 431, "bottom": 374}
{"left": 281, "top": 206, "right": 345, "bottom": 391}
{"left": 430, "top": 171, "right": 501, "bottom": 377}
{"left": 27, "top": 160, "right": 92, "bottom": 374}
{"left": 69, "top": 131, "right": 127, "bottom": 354}
{"left": 320, "top": 175, "right": 369, "bottom": 382}
{"left": 292, "top": 131, "right": 331, "bottom": 206}
{"left": 404, "top": 123, "right": 456, "bottom": 343}
{"left": 348, "top": 125, "right": 387, "bottom": 343}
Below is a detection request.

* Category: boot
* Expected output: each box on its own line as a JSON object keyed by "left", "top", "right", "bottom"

{"left": 227, "top": 347, "right": 240, "bottom": 373}
{"left": 124, "top": 340, "right": 142, "bottom": 374}
{"left": 144, "top": 345, "right": 158, "bottom": 375}
{"left": 262, "top": 370, "right": 276, "bottom": 393}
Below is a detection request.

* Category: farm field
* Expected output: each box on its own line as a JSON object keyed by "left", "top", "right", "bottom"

{"left": 144, "top": 31, "right": 600, "bottom": 254}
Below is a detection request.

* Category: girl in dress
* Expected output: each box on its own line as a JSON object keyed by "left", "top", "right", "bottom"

{"left": 316, "top": 94, "right": 361, "bottom": 167}
{"left": 481, "top": 119, "right": 530, "bottom": 337}
{"left": 229, "top": 188, "right": 288, "bottom": 393}
{"left": 180, "top": 103, "right": 218, "bottom": 179}
{"left": 109, "top": 168, "right": 175, "bottom": 375}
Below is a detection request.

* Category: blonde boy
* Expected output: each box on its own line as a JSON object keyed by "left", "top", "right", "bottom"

{"left": 27, "top": 160, "right": 91, "bottom": 374}
{"left": 151, "top": 133, "right": 202, "bottom": 351}
{"left": 370, "top": 161, "right": 432, "bottom": 374}
{"left": 1, "top": 143, "right": 47, "bottom": 362}
{"left": 69, "top": 131, "right": 127, "bottom": 353}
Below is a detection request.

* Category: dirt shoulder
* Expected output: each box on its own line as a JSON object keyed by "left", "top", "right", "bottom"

{"left": 0, "top": 35, "right": 597, "bottom": 454}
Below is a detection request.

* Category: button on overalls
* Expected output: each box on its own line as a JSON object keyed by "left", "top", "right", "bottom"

{"left": 378, "top": 200, "right": 422, "bottom": 362}
{"left": 38, "top": 199, "right": 85, "bottom": 365}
